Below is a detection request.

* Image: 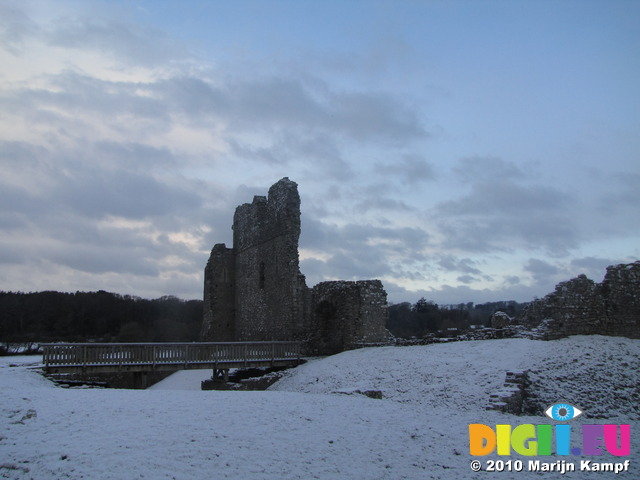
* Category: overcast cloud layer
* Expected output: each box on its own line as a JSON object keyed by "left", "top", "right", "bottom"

{"left": 1, "top": 0, "right": 639, "bottom": 304}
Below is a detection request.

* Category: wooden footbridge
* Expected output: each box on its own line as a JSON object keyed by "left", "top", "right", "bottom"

{"left": 42, "top": 341, "right": 302, "bottom": 387}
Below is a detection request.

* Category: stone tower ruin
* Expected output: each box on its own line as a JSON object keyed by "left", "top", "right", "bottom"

{"left": 200, "top": 177, "right": 389, "bottom": 354}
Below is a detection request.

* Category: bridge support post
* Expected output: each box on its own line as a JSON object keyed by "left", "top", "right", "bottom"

{"left": 133, "top": 372, "right": 148, "bottom": 389}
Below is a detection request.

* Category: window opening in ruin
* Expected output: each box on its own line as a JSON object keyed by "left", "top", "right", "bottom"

{"left": 259, "top": 261, "right": 265, "bottom": 289}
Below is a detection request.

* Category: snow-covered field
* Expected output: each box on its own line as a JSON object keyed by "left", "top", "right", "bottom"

{"left": 1, "top": 336, "right": 638, "bottom": 479}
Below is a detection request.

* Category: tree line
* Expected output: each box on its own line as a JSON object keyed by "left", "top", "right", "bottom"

{"left": 0, "top": 290, "right": 203, "bottom": 349}
{"left": 386, "top": 298, "right": 527, "bottom": 339}
{"left": 1, "top": 290, "right": 527, "bottom": 351}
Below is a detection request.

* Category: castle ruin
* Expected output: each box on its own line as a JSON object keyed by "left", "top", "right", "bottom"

{"left": 200, "top": 178, "right": 389, "bottom": 354}
{"left": 517, "top": 261, "right": 640, "bottom": 339}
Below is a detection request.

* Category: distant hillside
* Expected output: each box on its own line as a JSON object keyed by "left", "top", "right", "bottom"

{"left": 0, "top": 290, "right": 203, "bottom": 348}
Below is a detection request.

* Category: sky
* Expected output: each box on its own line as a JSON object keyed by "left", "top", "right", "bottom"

{"left": 1, "top": 0, "right": 639, "bottom": 305}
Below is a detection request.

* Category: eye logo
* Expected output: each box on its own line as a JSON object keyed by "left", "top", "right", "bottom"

{"left": 545, "top": 403, "right": 583, "bottom": 421}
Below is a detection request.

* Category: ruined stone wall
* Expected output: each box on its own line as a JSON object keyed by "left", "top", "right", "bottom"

{"left": 487, "top": 370, "right": 530, "bottom": 414}
{"left": 200, "top": 243, "right": 235, "bottom": 342}
{"left": 601, "top": 261, "right": 640, "bottom": 338}
{"left": 232, "top": 178, "right": 308, "bottom": 341}
{"left": 309, "top": 280, "right": 389, "bottom": 354}
{"left": 517, "top": 261, "right": 640, "bottom": 339}
{"left": 201, "top": 177, "right": 390, "bottom": 354}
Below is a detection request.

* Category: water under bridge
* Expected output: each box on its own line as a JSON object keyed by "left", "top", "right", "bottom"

{"left": 42, "top": 341, "right": 302, "bottom": 387}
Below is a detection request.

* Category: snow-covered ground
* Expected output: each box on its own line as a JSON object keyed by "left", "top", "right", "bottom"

{"left": 1, "top": 336, "right": 638, "bottom": 479}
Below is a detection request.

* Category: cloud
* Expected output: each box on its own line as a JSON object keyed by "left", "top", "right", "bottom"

{"left": 45, "top": 10, "right": 183, "bottom": 67}
{"left": 376, "top": 154, "right": 435, "bottom": 185}
{"left": 303, "top": 31, "right": 414, "bottom": 79}
{"left": 50, "top": 244, "right": 160, "bottom": 277}
{"left": 0, "top": 1, "right": 36, "bottom": 55}
{"left": 383, "top": 280, "right": 541, "bottom": 306}
{"left": 0, "top": 72, "right": 173, "bottom": 153}
{"left": 1, "top": 0, "right": 636, "bottom": 306}
{"left": 436, "top": 255, "right": 482, "bottom": 275}
{"left": 327, "top": 250, "right": 394, "bottom": 280}
{"left": 432, "top": 159, "right": 577, "bottom": 256}
{"left": 568, "top": 256, "right": 615, "bottom": 283}
{"left": 91, "top": 141, "right": 178, "bottom": 171}
{"left": 524, "top": 258, "right": 560, "bottom": 279}
{"left": 330, "top": 90, "right": 426, "bottom": 142}
{"left": 504, "top": 275, "right": 521, "bottom": 286}
{"left": 568, "top": 256, "right": 640, "bottom": 283}
{"left": 453, "top": 156, "right": 525, "bottom": 183}
{"left": 519, "top": 257, "right": 600, "bottom": 295}
{"left": 302, "top": 218, "right": 429, "bottom": 253}
{"left": 2, "top": 2, "right": 434, "bottom": 299}
{"left": 436, "top": 181, "right": 568, "bottom": 217}
{"left": 593, "top": 172, "right": 640, "bottom": 236}
{"left": 1, "top": 141, "right": 201, "bottom": 220}
{"left": 456, "top": 275, "right": 476, "bottom": 284}
{"left": 300, "top": 217, "right": 430, "bottom": 287}
{"left": 348, "top": 184, "right": 415, "bottom": 214}
{"left": 155, "top": 74, "right": 427, "bottom": 144}
{"left": 0, "top": 134, "right": 212, "bottom": 299}
{"left": 65, "top": 172, "right": 199, "bottom": 219}
{"left": 354, "top": 196, "right": 414, "bottom": 213}
{"left": 228, "top": 133, "right": 354, "bottom": 181}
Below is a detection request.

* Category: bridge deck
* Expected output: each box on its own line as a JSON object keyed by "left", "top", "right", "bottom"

{"left": 42, "top": 341, "right": 302, "bottom": 374}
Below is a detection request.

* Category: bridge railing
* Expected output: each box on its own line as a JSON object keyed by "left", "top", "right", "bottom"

{"left": 41, "top": 341, "right": 301, "bottom": 370}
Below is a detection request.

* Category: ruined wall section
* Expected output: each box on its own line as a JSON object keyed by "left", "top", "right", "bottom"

{"left": 517, "top": 261, "right": 640, "bottom": 339}
{"left": 309, "top": 280, "right": 389, "bottom": 354}
{"left": 200, "top": 243, "right": 235, "bottom": 342}
{"left": 200, "top": 177, "right": 391, "bottom": 354}
{"left": 601, "top": 261, "right": 640, "bottom": 338}
{"left": 519, "top": 274, "right": 606, "bottom": 339}
{"left": 232, "top": 178, "right": 308, "bottom": 341}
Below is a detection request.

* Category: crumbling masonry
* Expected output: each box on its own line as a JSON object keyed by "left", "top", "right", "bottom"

{"left": 517, "top": 261, "right": 640, "bottom": 340}
{"left": 200, "top": 178, "right": 389, "bottom": 354}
